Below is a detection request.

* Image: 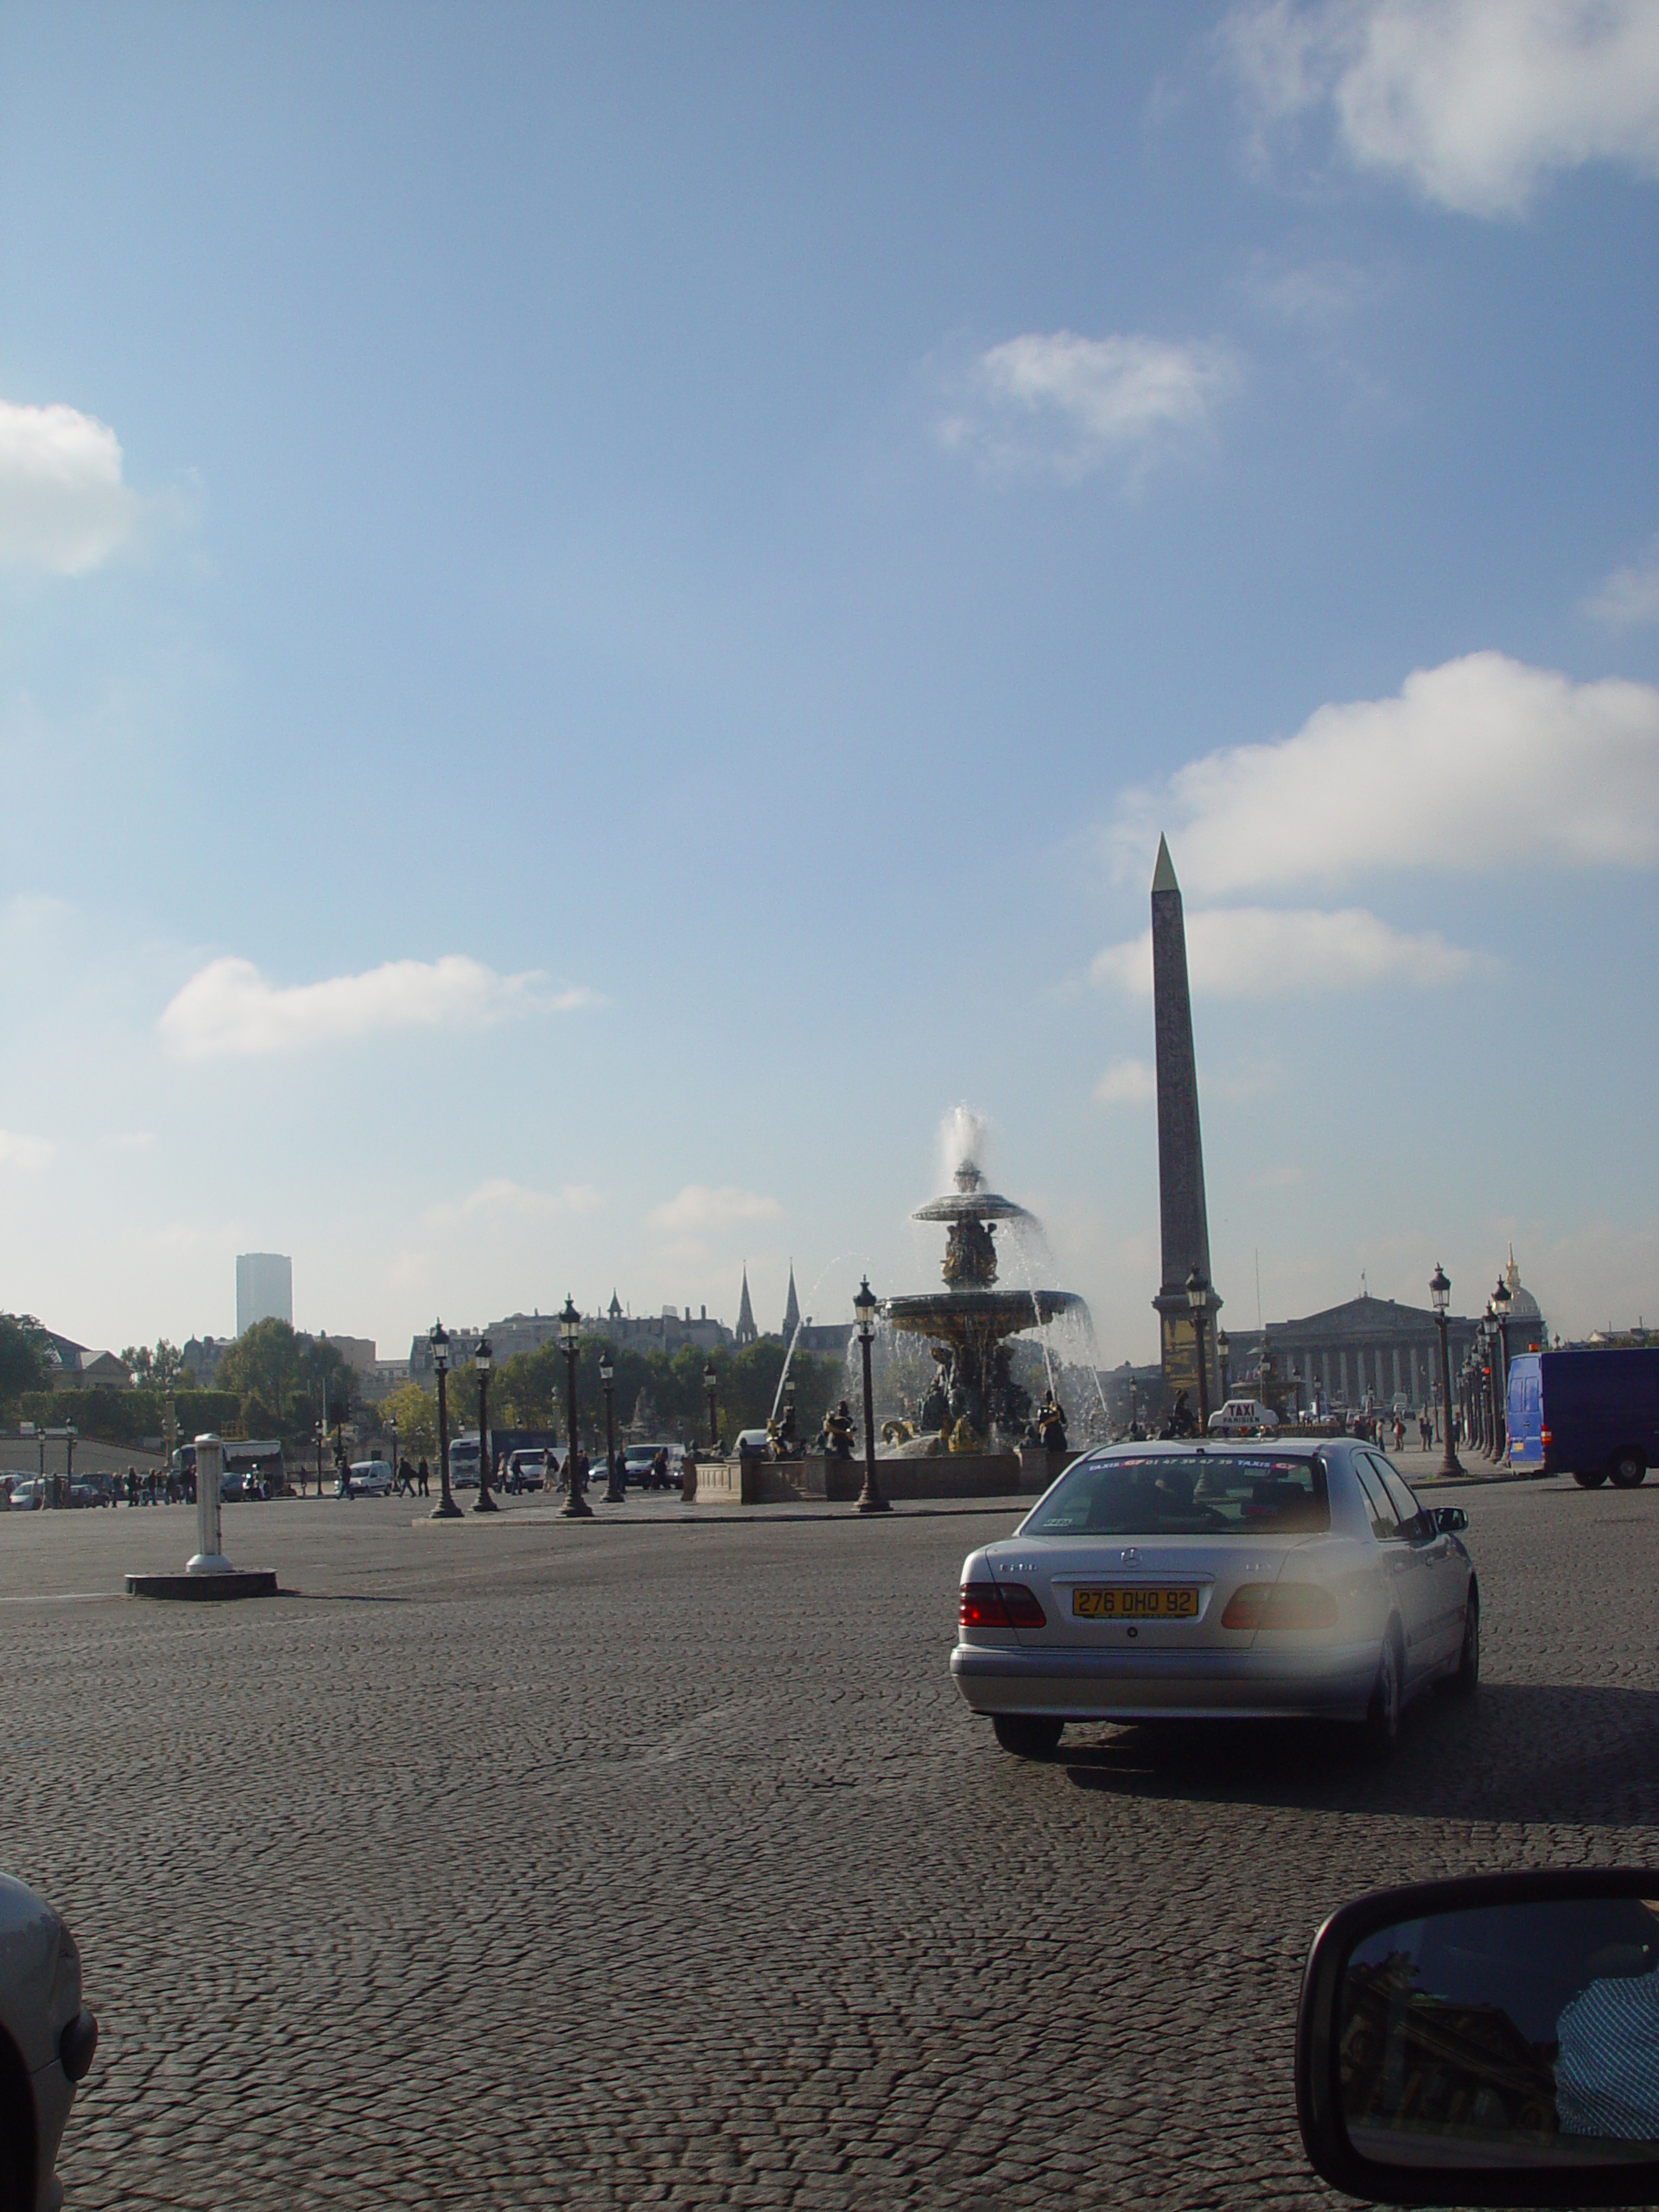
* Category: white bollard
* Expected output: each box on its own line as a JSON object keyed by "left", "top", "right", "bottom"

{"left": 187, "top": 1433, "right": 234, "bottom": 1575}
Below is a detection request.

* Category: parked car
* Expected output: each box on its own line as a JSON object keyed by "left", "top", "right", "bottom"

{"left": 623, "top": 1443, "right": 678, "bottom": 1487}
{"left": 345, "top": 1459, "right": 394, "bottom": 1497}
{"left": 1206, "top": 1396, "right": 1280, "bottom": 1436}
{"left": 0, "top": 1869, "right": 98, "bottom": 2212}
{"left": 951, "top": 1438, "right": 1477, "bottom": 1759}
{"left": 504, "top": 1450, "right": 546, "bottom": 1491}
{"left": 6, "top": 1481, "right": 44, "bottom": 1512}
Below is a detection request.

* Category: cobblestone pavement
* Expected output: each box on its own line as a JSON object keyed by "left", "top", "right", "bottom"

{"left": 4, "top": 1474, "right": 1658, "bottom": 2210}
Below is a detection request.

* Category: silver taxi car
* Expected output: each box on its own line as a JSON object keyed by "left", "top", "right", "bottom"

{"left": 0, "top": 1872, "right": 97, "bottom": 2212}
{"left": 951, "top": 1439, "right": 1477, "bottom": 1758}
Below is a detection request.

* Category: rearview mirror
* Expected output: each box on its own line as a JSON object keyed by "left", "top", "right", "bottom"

{"left": 1297, "top": 1870, "right": 1659, "bottom": 2206}
{"left": 1434, "top": 1506, "right": 1469, "bottom": 1534}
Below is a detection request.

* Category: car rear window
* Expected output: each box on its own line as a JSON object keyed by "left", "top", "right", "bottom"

{"left": 1023, "top": 1452, "right": 1329, "bottom": 1537}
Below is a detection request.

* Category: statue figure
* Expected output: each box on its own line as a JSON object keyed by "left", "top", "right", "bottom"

{"left": 776, "top": 1400, "right": 801, "bottom": 1459}
{"left": 1036, "top": 1389, "right": 1068, "bottom": 1454}
{"left": 819, "top": 1400, "right": 855, "bottom": 1460}
{"left": 947, "top": 1414, "right": 981, "bottom": 1454}
{"left": 918, "top": 1347, "right": 950, "bottom": 1434}
{"left": 1161, "top": 1389, "right": 1197, "bottom": 1440}
{"left": 942, "top": 1214, "right": 998, "bottom": 1288}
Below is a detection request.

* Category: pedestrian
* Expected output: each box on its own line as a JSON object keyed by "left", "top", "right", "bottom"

{"left": 416, "top": 1457, "right": 429, "bottom": 1497}
{"left": 125, "top": 1465, "right": 137, "bottom": 1507}
{"left": 1419, "top": 1410, "right": 1433, "bottom": 1452}
{"left": 681, "top": 1442, "right": 697, "bottom": 1504}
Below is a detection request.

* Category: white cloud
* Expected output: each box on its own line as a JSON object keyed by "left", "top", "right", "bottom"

{"left": 0, "top": 399, "right": 140, "bottom": 574}
{"left": 423, "top": 1179, "right": 603, "bottom": 1229}
{"left": 1113, "top": 652, "right": 1659, "bottom": 897}
{"left": 1585, "top": 537, "right": 1659, "bottom": 630}
{"left": 646, "top": 1185, "right": 784, "bottom": 1236}
{"left": 937, "top": 330, "right": 1237, "bottom": 480}
{"left": 1095, "top": 1058, "right": 1157, "bottom": 1105}
{"left": 0, "top": 1129, "right": 53, "bottom": 1172}
{"left": 159, "top": 953, "right": 594, "bottom": 1060}
{"left": 1223, "top": 0, "right": 1659, "bottom": 217}
{"left": 1093, "top": 906, "right": 1482, "bottom": 999}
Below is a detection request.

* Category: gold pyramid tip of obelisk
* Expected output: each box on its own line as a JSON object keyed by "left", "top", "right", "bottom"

{"left": 1151, "top": 834, "right": 1179, "bottom": 895}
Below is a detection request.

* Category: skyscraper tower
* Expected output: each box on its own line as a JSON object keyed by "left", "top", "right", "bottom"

{"left": 1150, "top": 836, "right": 1221, "bottom": 1407}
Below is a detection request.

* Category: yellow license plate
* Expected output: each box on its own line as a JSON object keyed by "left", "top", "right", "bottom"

{"left": 1072, "top": 1586, "right": 1200, "bottom": 1619}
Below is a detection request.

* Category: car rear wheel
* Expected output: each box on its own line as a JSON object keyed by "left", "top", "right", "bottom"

{"left": 1358, "top": 1631, "right": 1402, "bottom": 1760}
{"left": 1609, "top": 1451, "right": 1647, "bottom": 1490}
{"left": 1439, "top": 1590, "right": 1479, "bottom": 1699}
{"left": 1573, "top": 1467, "right": 1608, "bottom": 1488}
{"left": 992, "top": 1715, "right": 1065, "bottom": 1758}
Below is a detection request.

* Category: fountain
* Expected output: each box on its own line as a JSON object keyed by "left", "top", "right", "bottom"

{"left": 884, "top": 1157, "right": 1085, "bottom": 1453}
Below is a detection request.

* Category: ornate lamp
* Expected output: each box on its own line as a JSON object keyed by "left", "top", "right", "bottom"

{"left": 558, "top": 1297, "right": 590, "bottom": 1517}
{"left": 1429, "top": 1265, "right": 1462, "bottom": 1476}
{"left": 429, "top": 1321, "right": 461, "bottom": 1519}
{"left": 853, "top": 1277, "right": 888, "bottom": 1514}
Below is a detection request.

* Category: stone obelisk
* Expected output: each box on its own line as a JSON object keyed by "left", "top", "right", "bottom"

{"left": 1150, "top": 836, "right": 1220, "bottom": 1408}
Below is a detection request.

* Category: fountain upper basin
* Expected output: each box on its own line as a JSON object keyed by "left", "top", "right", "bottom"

{"left": 883, "top": 1288, "right": 1083, "bottom": 1344}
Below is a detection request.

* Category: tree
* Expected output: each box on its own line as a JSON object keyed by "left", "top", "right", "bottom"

{"left": 120, "top": 1338, "right": 187, "bottom": 1391}
{"left": 214, "top": 1320, "right": 359, "bottom": 1442}
{"left": 0, "top": 1313, "right": 52, "bottom": 1405}
{"left": 376, "top": 1382, "right": 441, "bottom": 1459}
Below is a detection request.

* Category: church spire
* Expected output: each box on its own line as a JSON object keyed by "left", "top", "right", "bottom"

{"left": 781, "top": 1262, "right": 801, "bottom": 1341}
{"left": 734, "top": 1266, "right": 758, "bottom": 1347}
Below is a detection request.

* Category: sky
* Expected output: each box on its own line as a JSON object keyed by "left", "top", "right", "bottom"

{"left": 1, "top": 0, "right": 1657, "bottom": 1366}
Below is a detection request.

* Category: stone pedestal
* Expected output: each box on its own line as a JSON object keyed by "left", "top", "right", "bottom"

{"left": 126, "top": 1569, "right": 278, "bottom": 1601}
{"left": 127, "top": 1430, "right": 276, "bottom": 1600}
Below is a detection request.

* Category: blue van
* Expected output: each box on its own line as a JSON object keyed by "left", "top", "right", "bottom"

{"left": 1507, "top": 1347, "right": 1659, "bottom": 1488}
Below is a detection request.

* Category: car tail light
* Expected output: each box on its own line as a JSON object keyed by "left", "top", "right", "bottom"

{"left": 1541, "top": 1427, "right": 1553, "bottom": 1446}
{"left": 1222, "top": 1582, "right": 1338, "bottom": 1630}
{"left": 958, "top": 1581, "right": 1046, "bottom": 1630}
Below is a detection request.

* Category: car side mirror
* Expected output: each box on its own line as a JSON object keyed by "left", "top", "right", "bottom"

{"left": 1297, "top": 1869, "right": 1659, "bottom": 2206}
{"left": 1434, "top": 1505, "right": 1469, "bottom": 1534}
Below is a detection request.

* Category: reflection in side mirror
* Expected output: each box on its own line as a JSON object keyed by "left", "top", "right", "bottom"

{"left": 1434, "top": 1506, "right": 1469, "bottom": 1534}
{"left": 1297, "top": 1870, "right": 1659, "bottom": 2207}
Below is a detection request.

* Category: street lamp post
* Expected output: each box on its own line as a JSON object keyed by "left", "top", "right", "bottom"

{"left": 1217, "top": 1329, "right": 1231, "bottom": 1402}
{"left": 473, "top": 1337, "right": 497, "bottom": 1513}
{"left": 852, "top": 1277, "right": 889, "bottom": 1515}
{"left": 389, "top": 1416, "right": 398, "bottom": 1491}
{"left": 1486, "top": 1300, "right": 1503, "bottom": 1459}
{"left": 703, "top": 1358, "right": 720, "bottom": 1452}
{"left": 559, "top": 1297, "right": 591, "bottom": 1518}
{"left": 601, "top": 1351, "right": 624, "bottom": 1503}
{"left": 429, "top": 1323, "right": 461, "bottom": 1519}
{"left": 1185, "top": 1267, "right": 1212, "bottom": 1433}
{"left": 1491, "top": 1276, "right": 1513, "bottom": 1461}
{"left": 1429, "top": 1265, "right": 1464, "bottom": 1478}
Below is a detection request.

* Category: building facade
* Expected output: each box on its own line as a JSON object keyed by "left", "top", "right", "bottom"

{"left": 236, "top": 1253, "right": 293, "bottom": 1336}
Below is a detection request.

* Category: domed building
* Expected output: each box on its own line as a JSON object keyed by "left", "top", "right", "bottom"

{"left": 1500, "top": 1249, "right": 1548, "bottom": 1351}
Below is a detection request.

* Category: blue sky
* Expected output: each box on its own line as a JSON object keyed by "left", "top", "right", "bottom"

{"left": 2, "top": 0, "right": 1657, "bottom": 1364}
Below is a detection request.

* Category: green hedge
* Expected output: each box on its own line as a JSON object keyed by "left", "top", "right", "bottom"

{"left": 9, "top": 1388, "right": 244, "bottom": 1446}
